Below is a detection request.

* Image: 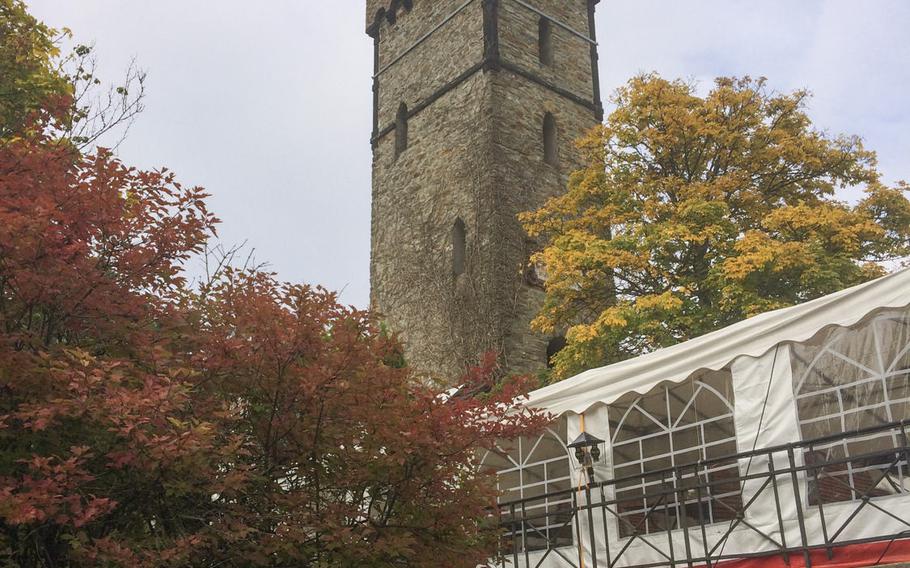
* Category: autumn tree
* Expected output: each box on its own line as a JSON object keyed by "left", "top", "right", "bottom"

{"left": 181, "top": 270, "right": 542, "bottom": 567}
{"left": 522, "top": 74, "right": 910, "bottom": 380}
{"left": 0, "top": 138, "right": 540, "bottom": 564}
{"left": 0, "top": 0, "right": 71, "bottom": 141}
{"left": 0, "top": 102, "right": 233, "bottom": 566}
{"left": 1, "top": 5, "right": 542, "bottom": 566}
{"left": 1, "top": 0, "right": 144, "bottom": 148}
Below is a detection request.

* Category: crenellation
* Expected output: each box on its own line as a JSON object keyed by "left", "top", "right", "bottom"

{"left": 366, "top": 0, "right": 414, "bottom": 35}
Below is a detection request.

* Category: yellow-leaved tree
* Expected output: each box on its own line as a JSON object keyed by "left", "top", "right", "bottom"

{"left": 521, "top": 74, "right": 910, "bottom": 381}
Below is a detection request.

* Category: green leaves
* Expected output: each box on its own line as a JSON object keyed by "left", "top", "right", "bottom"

{"left": 0, "top": 0, "right": 71, "bottom": 141}
{"left": 522, "top": 74, "right": 910, "bottom": 380}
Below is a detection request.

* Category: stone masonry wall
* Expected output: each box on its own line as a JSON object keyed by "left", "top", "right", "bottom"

{"left": 371, "top": 71, "right": 501, "bottom": 379}
{"left": 368, "top": 0, "right": 600, "bottom": 380}
{"left": 491, "top": 77, "right": 599, "bottom": 374}
{"left": 492, "top": 1, "right": 599, "bottom": 374}
{"left": 371, "top": 0, "right": 500, "bottom": 381}
{"left": 375, "top": 0, "right": 483, "bottom": 129}
{"left": 498, "top": 0, "right": 596, "bottom": 101}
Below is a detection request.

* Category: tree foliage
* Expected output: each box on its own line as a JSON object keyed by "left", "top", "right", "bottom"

{"left": 0, "top": 0, "right": 71, "bottom": 141}
{"left": 0, "top": 96, "right": 225, "bottom": 564}
{"left": 1, "top": 0, "right": 145, "bottom": 148}
{"left": 182, "top": 272, "right": 541, "bottom": 566}
{"left": 0, "top": 5, "right": 542, "bottom": 566}
{"left": 522, "top": 75, "right": 910, "bottom": 380}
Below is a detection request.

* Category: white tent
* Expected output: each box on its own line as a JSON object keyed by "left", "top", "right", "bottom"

{"left": 527, "top": 267, "right": 910, "bottom": 416}
{"left": 495, "top": 268, "right": 910, "bottom": 568}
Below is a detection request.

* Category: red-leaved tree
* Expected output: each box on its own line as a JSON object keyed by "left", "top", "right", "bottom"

{"left": 0, "top": 114, "right": 235, "bottom": 565}
{"left": 0, "top": 9, "right": 543, "bottom": 563}
{"left": 180, "top": 269, "right": 544, "bottom": 566}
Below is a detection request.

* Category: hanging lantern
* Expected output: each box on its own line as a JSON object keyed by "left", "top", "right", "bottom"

{"left": 567, "top": 431, "right": 605, "bottom": 485}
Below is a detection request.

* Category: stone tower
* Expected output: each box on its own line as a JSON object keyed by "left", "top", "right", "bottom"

{"left": 367, "top": 0, "right": 602, "bottom": 381}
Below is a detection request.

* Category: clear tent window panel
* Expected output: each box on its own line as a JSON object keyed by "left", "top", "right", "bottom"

{"left": 790, "top": 307, "right": 910, "bottom": 506}
{"left": 481, "top": 416, "right": 573, "bottom": 553}
{"left": 609, "top": 369, "right": 742, "bottom": 537}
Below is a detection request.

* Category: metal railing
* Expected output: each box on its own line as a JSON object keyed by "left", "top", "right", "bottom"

{"left": 497, "top": 420, "right": 910, "bottom": 568}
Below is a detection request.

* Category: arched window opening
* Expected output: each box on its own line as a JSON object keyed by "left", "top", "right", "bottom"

{"left": 480, "top": 417, "right": 573, "bottom": 552}
{"left": 452, "top": 218, "right": 466, "bottom": 276}
{"left": 543, "top": 112, "right": 558, "bottom": 166}
{"left": 538, "top": 17, "right": 554, "bottom": 66}
{"left": 546, "top": 336, "right": 566, "bottom": 369}
{"left": 609, "top": 369, "right": 741, "bottom": 537}
{"left": 791, "top": 307, "right": 910, "bottom": 506}
{"left": 395, "top": 102, "right": 409, "bottom": 158}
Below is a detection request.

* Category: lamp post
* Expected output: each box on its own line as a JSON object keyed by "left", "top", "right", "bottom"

{"left": 568, "top": 431, "right": 605, "bottom": 486}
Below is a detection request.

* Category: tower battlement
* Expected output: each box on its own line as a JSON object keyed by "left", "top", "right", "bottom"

{"left": 368, "top": 0, "right": 602, "bottom": 380}
{"left": 366, "top": 0, "right": 412, "bottom": 34}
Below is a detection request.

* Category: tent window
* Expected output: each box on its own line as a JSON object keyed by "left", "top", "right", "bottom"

{"left": 538, "top": 17, "right": 554, "bottom": 66}
{"left": 395, "top": 102, "right": 408, "bottom": 158}
{"left": 609, "top": 369, "right": 741, "bottom": 537}
{"left": 452, "top": 218, "right": 466, "bottom": 276}
{"left": 790, "top": 307, "right": 910, "bottom": 506}
{"left": 546, "top": 336, "right": 566, "bottom": 369}
{"left": 481, "top": 417, "right": 573, "bottom": 552}
{"left": 543, "top": 112, "right": 558, "bottom": 166}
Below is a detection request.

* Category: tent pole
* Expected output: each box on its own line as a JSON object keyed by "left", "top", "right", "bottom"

{"left": 578, "top": 412, "right": 588, "bottom": 568}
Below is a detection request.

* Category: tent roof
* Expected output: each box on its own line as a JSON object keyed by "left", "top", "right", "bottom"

{"left": 526, "top": 268, "right": 910, "bottom": 416}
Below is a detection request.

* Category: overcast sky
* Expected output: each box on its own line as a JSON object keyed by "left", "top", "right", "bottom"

{"left": 27, "top": 1, "right": 910, "bottom": 308}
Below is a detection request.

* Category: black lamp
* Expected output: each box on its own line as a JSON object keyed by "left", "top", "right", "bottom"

{"left": 567, "top": 431, "right": 605, "bottom": 486}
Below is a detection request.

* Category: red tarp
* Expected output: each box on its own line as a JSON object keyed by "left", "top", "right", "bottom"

{"left": 711, "top": 540, "right": 910, "bottom": 568}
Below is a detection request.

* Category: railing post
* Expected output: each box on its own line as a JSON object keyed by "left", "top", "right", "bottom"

{"left": 677, "top": 465, "right": 694, "bottom": 568}
{"left": 694, "top": 461, "right": 712, "bottom": 568}
{"left": 521, "top": 500, "right": 529, "bottom": 568}
{"left": 586, "top": 482, "right": 599, "bottom": 567}
{"left": 574, "top": 487, "right": 584, "bottom": 568}
{"left": 510, "top": 502, "right": 519, "bottom": 568}
{"left": 662, "top": 470, "right": 676, "bottom": 568}
{"left": 767, "top": 450, "right": 790, "bottom": 564}
{"left": 807, "top": 443, "right": 832, "bottom": 559}
{"left": 899, "top": 421, "right": 909, "bottom": 488}
{"left": 600, "top": 484, "right": 613, "bottom": 568}
{"left": 787, "top": 445, "right": 812, "bottom": 568}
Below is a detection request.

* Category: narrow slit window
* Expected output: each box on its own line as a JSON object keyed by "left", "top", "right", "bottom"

{"left": 452, "top": 218, "right": 466, "bottom": 276}
{"left": 395, "top": 102, "right": 408, "bottom": 158}
{"left": 538, "top": 17, "right": 554, "bottom": 66}
{"left": 543, "top": 112, "right": 558, "bottom": 166}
